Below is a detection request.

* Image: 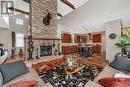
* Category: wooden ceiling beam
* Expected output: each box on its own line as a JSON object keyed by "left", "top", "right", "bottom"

{"left": 8, "top": 7, "right": 29, "bottom": 15}
{"left": 57, "top": 13, "right": 63, "bottom": 17}
{"left": 23, "top": 0, "right": 31, "bottom": 3}
{"left": 61, "top": 0, "right": 75, "bottom": 9}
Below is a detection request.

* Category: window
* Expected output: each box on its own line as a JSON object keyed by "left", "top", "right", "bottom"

{"left": 16, "top": 18, "right": 24, "bottom": 25}
{"left": 16, "top": 33, "right": 24, "bottom": 47}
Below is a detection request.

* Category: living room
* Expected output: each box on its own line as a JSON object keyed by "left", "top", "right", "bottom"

{"left": 0, "top": 0, "right": 130, "bottom": 87}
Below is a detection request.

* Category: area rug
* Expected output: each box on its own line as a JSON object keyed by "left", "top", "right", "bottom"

{"left": 40, "top": 65, "right": 103, "bottom": 87}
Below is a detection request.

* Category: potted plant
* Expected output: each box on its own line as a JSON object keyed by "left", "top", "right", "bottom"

{"left": 115, "top": 35, "right": 130, "bottom": 57}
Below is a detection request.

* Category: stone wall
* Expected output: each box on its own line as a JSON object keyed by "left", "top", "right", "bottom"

{"left": 25, "top": 0, "right": 60, "bottom": 59}
{"left": 32, "top": 0, "right": 57, "bottom": 38}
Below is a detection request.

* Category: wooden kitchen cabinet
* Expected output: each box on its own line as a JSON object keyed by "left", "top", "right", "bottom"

{"left": 62, "top": 45, "right": 78, "bottom": 54}
{"left": 92, "top": 34, "right": 101, "bottom": 43}
{"left": 74, "top": 34, "right": 87, "bottom": 43}
{"left": 62, "top": 33, "right": 71, "bottom": 43}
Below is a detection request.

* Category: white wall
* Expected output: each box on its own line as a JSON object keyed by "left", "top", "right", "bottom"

{"left": 0, "top": 29, "right": 11, "bottom": 49}
{"left": 0, "top": 14, "right": 28, "bottom": 51}
{"left": 58, "top": 0, "right": 130, "bottom": 34}
{"left": 105, "top": 20, "right": 121, "bottom": 61}
{"left": 9, "top": 15, "right": 28, "bottom": 36}
{"left": 57, "top": 23, "right": 63, "bottom": 38}
{"left": 57, "top": 23, "right": 72, "bottom": 38}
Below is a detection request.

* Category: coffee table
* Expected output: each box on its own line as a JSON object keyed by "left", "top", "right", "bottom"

{"left": 32, "top": 57, "right": 105, "bottom": 87}
{"left": 32, "top": 57, "right": 106, "bottom": 75}
{"left": 66, "top": 66, "right": 85, "bottom": 75}
{"left": 77, "top": 57, "right": 106, "bottom": 67}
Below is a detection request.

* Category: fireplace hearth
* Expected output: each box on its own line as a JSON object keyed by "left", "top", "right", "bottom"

{"left": 40, "top": 45, "right": 52, "bottom": 57}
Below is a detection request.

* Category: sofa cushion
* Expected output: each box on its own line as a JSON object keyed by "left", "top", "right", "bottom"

{"left": 99, "top": 78, "right": 130, "bottom": 87}
{"left": 85, "top": 80, "right": 103, "bottom": 87}
{"left": 8, "top": 80, "right": 37, "bottom": 87}
{"left": 0, "top": 72, "right": 3, "bottom": 86}
{"left": 114, "top": 72, "right": 130, "bottom": 78}
{"left": 94, "top": 66, "right": 120, "bottom": 82}
{"left": 1, "top": 67, "right": 45, "bottom": 87}
{"left": 109, "top": 53, "right": 130, "bottom": 72}
{"left": 0, "top": 60, "right": 29, "bottom": 84}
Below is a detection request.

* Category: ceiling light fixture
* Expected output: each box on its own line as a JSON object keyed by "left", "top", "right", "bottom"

{"left": 83, "top": 26, "right": 88, "bottom": 31}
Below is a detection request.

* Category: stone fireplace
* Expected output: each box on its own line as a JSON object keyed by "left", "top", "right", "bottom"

{"left": 24, "top": 0, "right": 61, "bottom": 59}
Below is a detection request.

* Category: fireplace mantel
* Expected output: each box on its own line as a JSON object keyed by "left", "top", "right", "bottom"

{"left": 24, "top": 37, "right": 61, "bottom": 59}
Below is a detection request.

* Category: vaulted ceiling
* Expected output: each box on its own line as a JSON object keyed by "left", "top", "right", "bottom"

{"left": 1, "top": 0, "right": 130, "bottom": 32}
{"left": 57, "top": 0, "right": 89, "bottom": 19}
{"left": 1, "top": 0, "right": 88, "bottom": 19}
{"left": 58, "top": 0, "right": 130, "bottom": 34}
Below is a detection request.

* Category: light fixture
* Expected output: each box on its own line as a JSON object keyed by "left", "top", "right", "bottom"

{"left": 83, "top": 26, "right": 88, "bottom": 31}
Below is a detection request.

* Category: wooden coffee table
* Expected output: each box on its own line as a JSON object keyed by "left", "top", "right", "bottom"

{"left": 32, "top": 57, "right": 106, "bottom": 75}
{"left": 77, "top": 57, "right": 106, "bottom": 68}
{"left": 87, "top": 61, "right": 106, "bottom": 68}
{"left": 66, "top": 66, "right": 85, "bottom": 75}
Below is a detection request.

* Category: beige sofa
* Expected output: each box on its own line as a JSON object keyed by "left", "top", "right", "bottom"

{"left": 85, "top": 66, "right": 121, "bottom": 87}
{"left": 1, "top": 65, "right": 119, "bottom": 87}
{"left": 1, "top": 67, "right": 53, "bottom": 87}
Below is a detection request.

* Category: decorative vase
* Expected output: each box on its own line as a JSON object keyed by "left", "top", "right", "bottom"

{"left": 19, "top": 48, "right": 23, "bottom": 55}
{"left": 124, "top": 46, "right": 130, "bottom": 58}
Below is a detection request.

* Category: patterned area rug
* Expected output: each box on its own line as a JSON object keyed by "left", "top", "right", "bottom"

{"left": 40, "top": 65, "right": 103, "bottom": 87}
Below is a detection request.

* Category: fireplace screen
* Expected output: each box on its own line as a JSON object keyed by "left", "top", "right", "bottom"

{"left": 40, "top": 45, "right": 52, "bottom": 57}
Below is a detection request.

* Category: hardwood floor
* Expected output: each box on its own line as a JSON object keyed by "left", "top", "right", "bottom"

{"left": 4, "top": 53, "right": 108, "bottom": 67}
{"left": 87, "top": 53, "right": 108, "bottom": 64}
{"left": 4, "top": 55, "right": 26, "bottom": 63}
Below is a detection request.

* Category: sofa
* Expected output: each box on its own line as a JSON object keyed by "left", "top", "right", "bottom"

{"left": 0, "top": 51, "right": 8, "bottom": 64}
{"left": 1, "top": 64, "right": 119, "bottom": 87}
{"left": 85, "top": 53, "right": 130, "bottom": 87}
{"left": 1, "top": 53, "right": 127, "bottom": 87}
{"left": 1, "top": 64, "right": 53, "bottom": 87}
{"left": 85, "top": 65, "right": 121, "bottom": 87}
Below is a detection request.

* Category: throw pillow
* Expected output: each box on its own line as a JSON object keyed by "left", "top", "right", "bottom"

{"left": 109, "top": 53, "right": 130, "bottom": 72}
{"left": 8, "top": 80, "right": 37, "bottom": 87}
{"left": 0, "top": 72, "right": 3, "bottom": 87}
{"left": 38, "top": 64, "right": 51, "bottom": 73}
{"left": 99, "top": 78, "right": 130, "bottom": 87}
{"left": 114, "top": 72, "right": 130, "bottom": 78}
{"left": 0, "top": 60, "right": 29, "bottom": 84}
